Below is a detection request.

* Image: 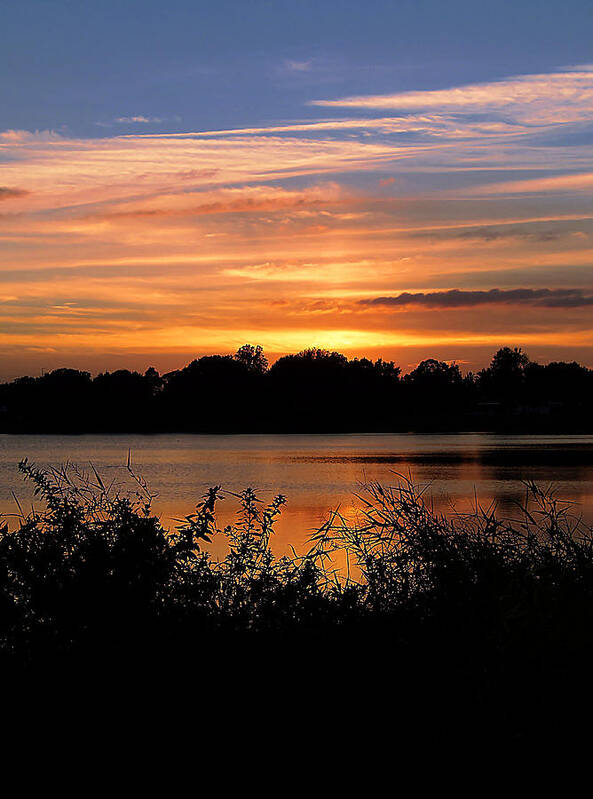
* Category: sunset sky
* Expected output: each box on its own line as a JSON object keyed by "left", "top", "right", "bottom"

{"left": 1, "top": 0, "right": 592, "bottom": 379}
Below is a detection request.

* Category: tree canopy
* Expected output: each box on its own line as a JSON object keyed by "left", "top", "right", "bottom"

{"left": 0, "top": 345, "right": 591, "bottom": 433}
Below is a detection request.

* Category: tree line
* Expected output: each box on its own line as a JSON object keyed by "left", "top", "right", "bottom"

{"left": 0, "top": 344, "right": 592, "bottom": 433}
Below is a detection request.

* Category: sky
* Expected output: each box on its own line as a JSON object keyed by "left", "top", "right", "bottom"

{"left": 1, "top": 0, "right": 592, "bottom": 379}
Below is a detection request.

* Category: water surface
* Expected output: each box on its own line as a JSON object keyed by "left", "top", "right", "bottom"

{"left": 1, "top": 433, "right": 592, "bottom": 554}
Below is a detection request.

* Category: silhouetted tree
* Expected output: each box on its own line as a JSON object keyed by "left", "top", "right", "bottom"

{"left": 234, "top": 344, "right": 268, "bottom": 374}
{"left": 402, "top": 359, "right": 465, "bottom": 424}
{"left": 480, "top": 347, "right": 529, "bottom": 401}
{"left": 144, "top": 366, "right": 163, "bottom": 392}
{"left": 0, "top": 345, "right": 591, "bottom": 433}
{"left": 405, "top": 359, "right": 462, "bottom": 391}
{"left": 161, "top": 353, "right": 264, "bottom": 431}
{"left": 93, "top": 369, "right": 157, "bottom": 430}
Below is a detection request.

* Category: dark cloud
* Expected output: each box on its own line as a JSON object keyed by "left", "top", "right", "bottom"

{"left": 0, "top": 187, "right": 28, "bottom": 200}
{"left": 411, "top": 225, "right": 590, "bottom": 243}
{"left": 455, "top": 228, "right": 561, "bottom": 242}
{"left": 361, "top": 288, "right": 593, "bottom": 310}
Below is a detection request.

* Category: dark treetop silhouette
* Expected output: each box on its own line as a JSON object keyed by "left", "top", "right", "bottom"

{"left": 0, "top": 344, "right": 592, "bottom": 433}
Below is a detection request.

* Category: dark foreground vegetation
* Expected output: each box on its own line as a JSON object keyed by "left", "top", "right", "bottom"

{"left": 3, "top": 460, "right": 593, "bottom": 741}
{"left": 1, "top": 344, "right": 592, "bottom": 433}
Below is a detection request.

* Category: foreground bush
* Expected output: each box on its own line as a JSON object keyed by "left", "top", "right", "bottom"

{"left": 2, "top": 459, "right": 593, "bottom": 736}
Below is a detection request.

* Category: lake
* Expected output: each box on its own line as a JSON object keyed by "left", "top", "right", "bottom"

{"left": 1, "top": 433, "right": 593, "bottom": 554}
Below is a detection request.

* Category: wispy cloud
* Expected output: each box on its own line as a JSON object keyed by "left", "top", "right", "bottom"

{"left": 284, "top": 59, "right": 312, "bottom": 73}
{"left": 0, "top": 129, "right": 63, "bottom": 143}
{"left": 311, "top": 65, "right": 593, "bottom": 125}
{"left": 0, "top": 131, "right": 397, "bottom": 214}
{"left": 468, "top": 171, "right": 593, "bottom": 195}
{"left": 95, "top": 115, "right": 168, "bottom": 128}
{"left": 125, "top": 115, "right": 527, "bottom": 140}
{"left": 94, "top": 183, "right": 349, "bottom": 220}
{"left": 114, "top": 116, "right": 163, "bottom": 124}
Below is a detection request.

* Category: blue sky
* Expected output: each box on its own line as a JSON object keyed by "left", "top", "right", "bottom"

{"left": 2, "top": 0, "right": 591, "bottom": 136}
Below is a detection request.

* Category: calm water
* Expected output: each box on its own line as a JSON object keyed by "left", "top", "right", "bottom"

{"left": 1, "top": 433, "right": 593, "bottom": 554}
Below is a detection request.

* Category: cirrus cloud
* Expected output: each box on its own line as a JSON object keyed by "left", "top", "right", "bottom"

{"left": 312, "top": 65, "right": 593, "bottom": 125}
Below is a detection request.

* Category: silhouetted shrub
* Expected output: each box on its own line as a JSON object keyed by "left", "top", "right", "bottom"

{"left": 2, "top": 459, "right": 593, "bottom": 702}
{"left": 3, "top": 460, "right": 593, "bottom": 744}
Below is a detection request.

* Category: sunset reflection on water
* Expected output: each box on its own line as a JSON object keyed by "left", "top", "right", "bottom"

{"left": 1, "top": 433, "right": 592, "bottom": 557}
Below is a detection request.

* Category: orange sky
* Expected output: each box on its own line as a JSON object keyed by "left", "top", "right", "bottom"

{"left": 1, "top": 64, "right": 593, "bottom": 379}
